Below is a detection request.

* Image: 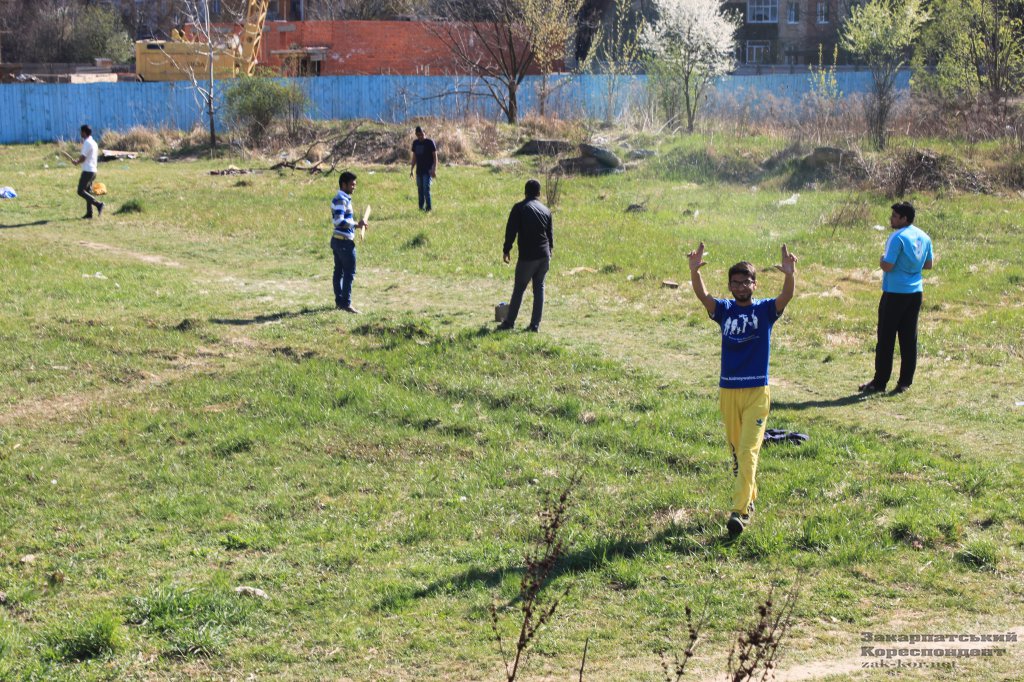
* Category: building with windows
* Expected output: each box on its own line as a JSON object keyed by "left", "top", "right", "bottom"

{"left": 724, "top": 0, "right": 859, "bottom": 67}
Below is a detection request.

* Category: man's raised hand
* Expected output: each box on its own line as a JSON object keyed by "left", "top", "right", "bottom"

{"left": 688, "top": 242, "right": 707, "bottom": 272}
{"left": 775, "top": 243, "right": 798, "bottom": 275}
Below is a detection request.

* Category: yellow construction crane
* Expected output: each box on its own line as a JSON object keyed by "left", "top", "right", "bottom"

{"left": 239, "top": 0, "right": 270, "bottom": 76}
{"left": 135, "top": 0, "right": 270, "bottom": 82}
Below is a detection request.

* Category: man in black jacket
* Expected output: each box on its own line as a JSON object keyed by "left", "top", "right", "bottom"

{"left": 499, "top": 179, "right": 553, "bottom": 332}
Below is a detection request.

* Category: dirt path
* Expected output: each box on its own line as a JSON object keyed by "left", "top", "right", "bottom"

{"left": 689, "top": 624, "right": 1024, "bottom": 682}
{"left": 78, "top": 240, "right": 183, "bottom": 268}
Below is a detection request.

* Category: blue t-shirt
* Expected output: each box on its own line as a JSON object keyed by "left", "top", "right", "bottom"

{"left": 882, "top": 225, "right": 933, "bottom": 294}
{"left": 713, "top": 298, "right": 780, "bottom": 388}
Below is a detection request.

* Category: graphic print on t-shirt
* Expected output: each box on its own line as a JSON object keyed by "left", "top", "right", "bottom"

{"left": 713, "top": 298, "right": 780, "bottom": 388}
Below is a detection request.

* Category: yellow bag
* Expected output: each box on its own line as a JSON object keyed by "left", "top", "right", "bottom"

{"left": 91, "top": 181, "right": 107, "bottom": 195}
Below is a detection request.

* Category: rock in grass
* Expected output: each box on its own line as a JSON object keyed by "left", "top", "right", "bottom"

{"left": 234, "top": 585, "right": 269, "bottom": 600}
{"left": 515, "top": 139, "right": 574, "bottom": 156}
{"left": 629, "top": 149, "right": 656, "bottom": 160}
{"left": 20, "top": 554, "right": 36, "bottom": 565}
{"left": 579, "top": 144, "right": 622, "bottom": 168}
{"left": 802, "top": 147, "right": 853, "bottom": 169}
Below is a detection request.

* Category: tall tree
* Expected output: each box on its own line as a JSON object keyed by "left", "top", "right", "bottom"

{"left": 841, "top": 0, "right": 929, "bottom": 149}
{"left": 590, "top": 0, "right": 646, "bottom": 123}
{"left": 0, "top": 0, "right": 132, "bottom": 63}
{"left": 521, "top": 0, "right": 588, "bottom": 115}
{"left": 913, "top": 0, "right": 1024, "bottom": 117}
{"left": 641, "top": 0, "right": 739, "bottom": 133}
{"left": 175, "top": 0, "right": 237, "bottom": 152}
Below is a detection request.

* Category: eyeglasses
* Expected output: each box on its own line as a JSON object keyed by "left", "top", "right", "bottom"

{"left": 729, "top": 279, "right": 755, "bottom": 288}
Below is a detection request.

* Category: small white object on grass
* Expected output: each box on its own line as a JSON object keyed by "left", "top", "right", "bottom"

{"left": 1015, "top": 401, "right": 1024, "bottom": 407}
{"left": 234, "top": 586, "right": 269, "bottom": 599}
{"left": 778, "top": 193, "right": 800, "bottom": 206}
{"left": 873, "top": 224, "right": 886, "bottom": 231}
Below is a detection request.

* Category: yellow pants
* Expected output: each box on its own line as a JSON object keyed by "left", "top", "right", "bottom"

{"left": 719, "top": 386, "right": 771, "bottom": 514}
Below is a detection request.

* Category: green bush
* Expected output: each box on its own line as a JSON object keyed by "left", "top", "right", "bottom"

{"left": 70, "top": 5, "right": 133, "bottom": 63}
{"left": 126, "top": 585, "right": 255, "bottom": 658}
{"left": 43, "top": 611, "right": 122, "bottom": 662}
{"left": 957, "top": 539, "right": 1000, "bottom": 571}
{"left": 224, "top": 76, "right": 308, "bottom": 146}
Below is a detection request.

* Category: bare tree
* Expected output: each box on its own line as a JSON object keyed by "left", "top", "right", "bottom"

{"left": 432, "top": 0, "right": 536, "bottom": 123}
{"left": 174, "top": 0, "right": 246, "bottom": 152}
{"left": 590, "top": 0, "right": 646, "bottom": 123}
{"left": 302, "top": 0, "right": 346, "bottom": 20}
{"left": 0, "top": 0, "right": 13, "bottom": 63}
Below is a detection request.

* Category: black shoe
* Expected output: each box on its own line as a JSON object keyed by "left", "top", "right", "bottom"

{"left": 859, "top": 381, "right": 884, "bottom": 393}
{"left": 496, "top": 322, "right": 513, "bottom": 331}
{"left": 727, "top": 512, "right": 749, "bottom": 539}
{"left": 82, "top": 214, "right": 93, "bottom": 220}
{"left": 891, "top": 384, "right": 911, "bottom": 395}
{"left": 525, "top": 325, "right": 539, "bottom": 332}
{"left": 96, "top": 202, "right": 104, "bottom": 217}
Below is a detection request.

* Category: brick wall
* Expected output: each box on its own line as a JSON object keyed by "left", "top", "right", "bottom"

{"left": 249, "top": 20, "right": 548, "bottom": 76}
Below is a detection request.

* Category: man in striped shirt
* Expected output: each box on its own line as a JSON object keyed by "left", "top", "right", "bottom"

{"left": 330, "top": 171, "right": 367, "bottom": 313}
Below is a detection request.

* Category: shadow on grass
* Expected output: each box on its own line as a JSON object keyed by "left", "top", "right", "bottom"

{"left": 403, "top": 521, "right": 734, "bottom": 608}
{"left": 0, "top": 220, "right": 50, "bottom": 229}
{"left": 210, "top": 306, "right": 334, "bottom": 326}
{"left": 773, "top": 393, "right": 869, "bottom": 410}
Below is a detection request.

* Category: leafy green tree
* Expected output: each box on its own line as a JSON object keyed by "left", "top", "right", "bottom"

{"left": 841, "top": 0, "right": 929, "bottom": 149}
{"left": 69, "top": 4, "right": 133, "bottom": 63}
{"left": 0, "top": 0, "right": 130, "bottom": 64}
{"left": 913, "top": 0, "right": 1024, "bottom": 117}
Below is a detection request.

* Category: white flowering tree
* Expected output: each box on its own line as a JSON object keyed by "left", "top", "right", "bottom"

{"left": 641, "top": 0, "right": 739, "bottom": 133}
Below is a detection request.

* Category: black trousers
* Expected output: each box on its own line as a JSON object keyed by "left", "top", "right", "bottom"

{"left": 872, "top": 291, "right": 922, "bottom": 389}
{"left": 77, "top": 171, "right": 101, "bottom": 216}
{"left": 505, "top": 256, "right": 550, "bottom": 329}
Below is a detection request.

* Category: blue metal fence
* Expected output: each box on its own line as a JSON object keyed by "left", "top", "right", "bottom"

{"left": 0, "top": 71, "right": 909, "bottom": 144}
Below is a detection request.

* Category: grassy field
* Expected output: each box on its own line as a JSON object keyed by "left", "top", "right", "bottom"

{"left": 1, "top": 132, "right": 1023, "bottom": 681}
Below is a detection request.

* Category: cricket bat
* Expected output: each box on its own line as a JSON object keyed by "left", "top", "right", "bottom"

{"left": 59, "top": 150, "right": 76, "bottom": 163}
{"left": 360, "top": 205, "right": 371, "bottom": 241}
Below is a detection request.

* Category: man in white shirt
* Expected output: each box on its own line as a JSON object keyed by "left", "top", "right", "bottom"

{"left": 73, "top": 124, "right": 104, "bottom": 219}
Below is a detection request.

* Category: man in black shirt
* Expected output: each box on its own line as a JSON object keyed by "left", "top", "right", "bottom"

{"left": 498, "top": 179, "right": 553, "bottom": 332}
{"left": 410, "top": 126, "right": 437, "bottom": 211}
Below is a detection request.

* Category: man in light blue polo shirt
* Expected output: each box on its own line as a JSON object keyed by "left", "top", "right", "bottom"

{"left": 860, "top": 202, "right": 933, "bottom": 394}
